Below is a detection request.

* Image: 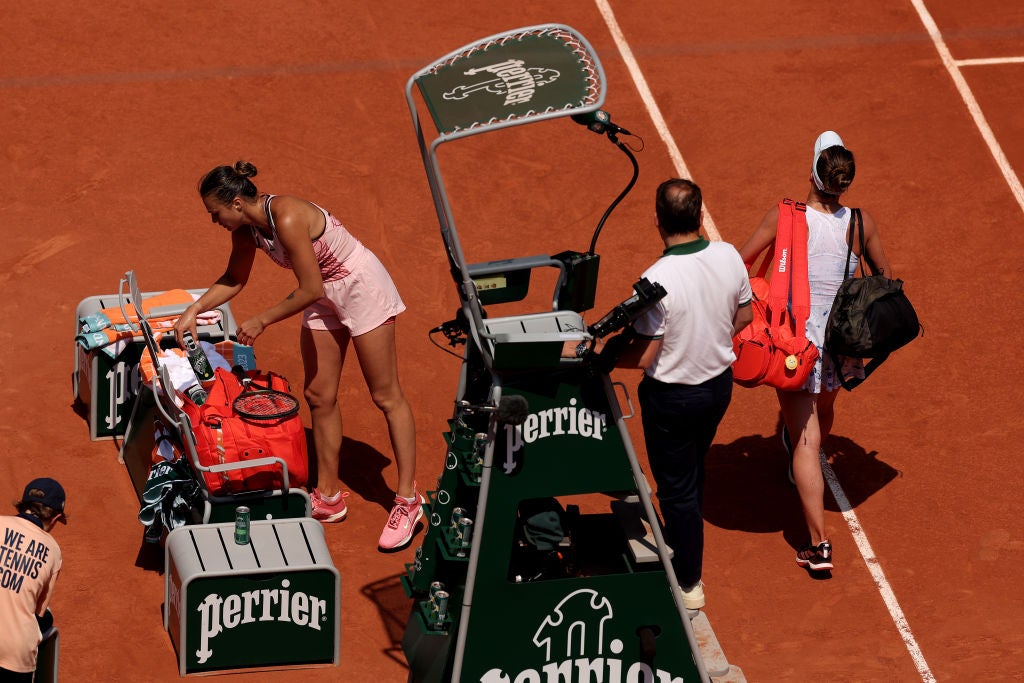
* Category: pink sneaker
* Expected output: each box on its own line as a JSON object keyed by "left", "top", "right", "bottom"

{"left": 311, "top": 488, "right": 349, "bottom": 523}
{"left": 378, "top": 492, "right": 425, "bottom": 550}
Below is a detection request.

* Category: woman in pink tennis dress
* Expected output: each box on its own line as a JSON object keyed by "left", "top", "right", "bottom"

{"left": 175, "top": 161, "right": 422, "bottom": 551}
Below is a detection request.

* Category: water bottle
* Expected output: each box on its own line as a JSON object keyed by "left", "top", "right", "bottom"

{"left": 182, "top": 331, "right": 215, "bottom": 387}
{"left": 184, "top": 383, "right": 208, "bottom": 406}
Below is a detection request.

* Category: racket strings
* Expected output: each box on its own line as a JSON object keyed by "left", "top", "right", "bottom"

{"left": 234, "top": 391, "right": 299, "bottom": 419}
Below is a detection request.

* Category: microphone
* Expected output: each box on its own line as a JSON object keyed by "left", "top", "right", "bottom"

{"left": 495, "top": 395, "right": 529, "bottom": 426}
{"left": 454, "top": 395, "right": 530, "bottom": 425}
{"left": 571, "top": 109, "right": 631, "bottom": 136}
{"left": 430, "top": 317, "right": 467, "bottom": 337}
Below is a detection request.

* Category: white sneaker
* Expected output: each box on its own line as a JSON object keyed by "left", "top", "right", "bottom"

{"left": 680, "top": 581, "right": 705, "bottom": 610}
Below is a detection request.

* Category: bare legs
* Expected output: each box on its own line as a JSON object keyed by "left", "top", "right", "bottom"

{"left": 301, "top": 323, "right": 417, "bottom": 500}
{"left": 351, "top": 323, "right": 417, "bottom": 499}
{"left": 302, "top": 326, "right": 348, "bottom": 497}
{"left": 777, "top": 387, "right": 840, "bottom": 547}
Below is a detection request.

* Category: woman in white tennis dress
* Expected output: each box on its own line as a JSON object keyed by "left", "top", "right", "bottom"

{"left": 739, "top": 132, "right": 893, "bottom": 573}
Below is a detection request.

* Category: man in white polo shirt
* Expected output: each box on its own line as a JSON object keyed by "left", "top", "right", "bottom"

{"left": 605, "top": 178, "right": 751, "bottom": 611}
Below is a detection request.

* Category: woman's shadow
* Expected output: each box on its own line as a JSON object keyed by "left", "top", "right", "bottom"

{"left": 307, "top": 429, "right": 403, "bottom": 512}
{"left": 703, "top": 417, "right": 900, "bottom": 551}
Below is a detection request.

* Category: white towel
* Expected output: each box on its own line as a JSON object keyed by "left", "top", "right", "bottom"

{"left": 158, "top": 342, "right": 234, "bottom": 405}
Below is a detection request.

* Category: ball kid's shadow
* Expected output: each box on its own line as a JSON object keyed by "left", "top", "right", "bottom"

{"left": 703, "top": 425, "right": 900, "bottom": 537}
{"left": 306, "top": 428, "right": 398, "bottom": 512}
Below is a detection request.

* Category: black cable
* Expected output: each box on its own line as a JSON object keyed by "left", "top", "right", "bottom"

{"left": 427, "top": 329, "right": 466, "bottom": 359}
{"left": 588, "top": 136, "right": 640, "bottom": 255}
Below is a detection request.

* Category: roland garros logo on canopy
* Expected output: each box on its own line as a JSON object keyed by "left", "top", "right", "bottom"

{"left": 414, "top": 27, "right": 600, "bottom": 135}
{"left": 442, "top": 60, "right": 561, "bottom": 107}
{"left": 479, "top": 588, "right": 687, "bottom": 683}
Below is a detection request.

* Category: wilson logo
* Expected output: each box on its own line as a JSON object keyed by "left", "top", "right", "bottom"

{"left": 194, "top": 579, "right": 327, "bottom": 663}
{"left": 778, "top": 247, "right": 788, "bottom": 274}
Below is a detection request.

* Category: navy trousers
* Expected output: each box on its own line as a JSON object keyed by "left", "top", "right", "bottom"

{"left": 638, "top": 369, "right": 733, "bottom": 588}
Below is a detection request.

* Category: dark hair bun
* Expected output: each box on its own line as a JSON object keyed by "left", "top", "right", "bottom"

{"left": 233, "top": 161, "right": 258, "bottom": 179}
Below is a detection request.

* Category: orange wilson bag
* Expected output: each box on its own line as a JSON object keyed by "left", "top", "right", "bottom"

{"left": 182, "top": 367, "right": 308, "bottom": 495}
{"left": 732, "top": 199, "right": 819, "bottom": 391}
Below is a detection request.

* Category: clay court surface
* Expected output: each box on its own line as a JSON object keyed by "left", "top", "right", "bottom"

{"left": 3, "top": 1, "right": 1023, "bottom": 680}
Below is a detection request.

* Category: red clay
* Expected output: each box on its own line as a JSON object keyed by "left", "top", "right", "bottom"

{"left": 2, "top": 2, "right": 1022, "bottom": 681}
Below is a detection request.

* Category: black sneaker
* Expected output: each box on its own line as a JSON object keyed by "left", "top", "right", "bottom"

{"left": 781, "top": 425, "right": 795, "bottom": 485}
{"left": 796, "top": 541, "right": 834, "bottom": 571}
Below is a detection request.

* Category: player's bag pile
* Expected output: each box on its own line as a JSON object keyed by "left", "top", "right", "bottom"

{"left": 732, "top": 199, "right": 819, "bottom": 391}
{"left": 181, "top": 368, "right": 308, "bottom": 495}
{"left": 825, "top": 208, "right": 920, "bottom": 390}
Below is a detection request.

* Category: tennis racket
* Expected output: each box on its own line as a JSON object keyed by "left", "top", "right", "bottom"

{"left": 233, "top": 374, "right": 300, "bottom": 420}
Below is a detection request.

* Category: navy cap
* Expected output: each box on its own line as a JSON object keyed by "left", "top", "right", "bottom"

{"left": 22, "top": 478, "right": 67, "bottom": 522}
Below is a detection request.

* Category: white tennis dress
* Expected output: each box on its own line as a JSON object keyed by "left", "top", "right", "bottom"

{"left": 804, "top": 205, "right": 864, "bottom": 393}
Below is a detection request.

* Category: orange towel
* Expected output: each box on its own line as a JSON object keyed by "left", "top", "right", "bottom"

{"left": 77, "top": 290, "right": 222, "bottom": 352}
{"left": 101, "top": 289, "right": 197, "bottom": 327}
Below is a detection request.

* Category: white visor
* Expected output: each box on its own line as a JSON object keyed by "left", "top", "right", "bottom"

{"left": 811, "top": 130, "right": 845, "bottom": 193}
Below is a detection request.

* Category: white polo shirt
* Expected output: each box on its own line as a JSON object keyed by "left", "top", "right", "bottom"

{"left": 633, "top": 238, "right": 751, "bottom": 385}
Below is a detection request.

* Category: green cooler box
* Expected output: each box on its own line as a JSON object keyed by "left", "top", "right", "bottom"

{"left": 164, "top": 518, "right": 340, "bottom": 676}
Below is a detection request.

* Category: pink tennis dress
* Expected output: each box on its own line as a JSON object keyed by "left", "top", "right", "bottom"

{"left": 254, "top": 195, "right": 406, "bottom": 336}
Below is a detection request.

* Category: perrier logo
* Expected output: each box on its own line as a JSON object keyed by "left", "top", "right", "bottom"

{"left": 194, "top": 578, "right": 328, "bottom": 663}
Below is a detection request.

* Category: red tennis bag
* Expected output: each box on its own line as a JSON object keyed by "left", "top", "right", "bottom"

{"left": 732, "top": 199, "right": 819, "bottom": 391}
{"left": 181, "top": 367, "right": 308, "bottom": 495}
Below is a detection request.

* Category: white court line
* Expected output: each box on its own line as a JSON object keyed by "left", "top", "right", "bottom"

{"left": 594, "top": 1, "right": 936, "bottom": 680}
{"left": 911, "top": 0, "right": 1024, "bottom": 215}
{"left": 822, "top": 459, "right": 937, "bottom": 683}
{"left": 956, "top": 56, "right": 1024, "bottom": 66}
{"left": 593, "top": 0, "right": 721, "bottom": 242}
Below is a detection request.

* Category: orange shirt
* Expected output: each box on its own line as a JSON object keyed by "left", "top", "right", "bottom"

{"left": 0, "top": 515, "right": 62, "bottom": 673}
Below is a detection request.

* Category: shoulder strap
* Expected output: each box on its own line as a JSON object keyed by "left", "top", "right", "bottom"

{"left": 766, "top": 199, "right": 811, "bottom": 340}
{"left": 787, "top": 200, "right": 811, "bottom": 339}
{"left": 749, "top": 240, "right": 774, "bottom": 279}
{"left": 856, "top": 209, "right": 871, "bottom": 275}
{"left": 766, "top": 199, "right": 796, "bottom": 313}
{"left": 250, "top": 195, "right": 276, "bottom": 247}
{"left": 261, "top": 194, "right": 326, "bottom": 243}
{"left": 263, "top": 194, "right": 277, "bottom": 232}
{"left": 843, "top": 208, "right": 869, "bottom": 278}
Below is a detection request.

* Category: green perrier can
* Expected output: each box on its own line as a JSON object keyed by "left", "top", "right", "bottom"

{"left": 234, "top": 506, "right": 250, "bottom": 545}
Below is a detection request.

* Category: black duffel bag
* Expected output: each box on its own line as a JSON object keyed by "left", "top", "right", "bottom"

{"left": 825, "top": 208, "right": 921, "bottom": 390}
